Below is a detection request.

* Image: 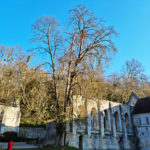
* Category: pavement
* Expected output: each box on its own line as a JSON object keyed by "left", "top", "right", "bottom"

{"left": 0, "top": 142, "right": 39, "bottom": 149}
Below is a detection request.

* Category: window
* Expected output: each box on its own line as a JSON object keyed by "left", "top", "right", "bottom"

{"left": 136, "top": 118, "right": 141, "bottom": 125}
{"left": 146, "top": 117, "right": 149, "bottom": 125}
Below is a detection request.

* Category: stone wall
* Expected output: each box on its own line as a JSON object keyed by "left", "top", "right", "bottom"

{"left": 65, "top": 95, "right": 136, "bottom": 150}
{"left": 0, "top": 105, "right": 20, "bottom": 133}
{"left": 19, "top": 127, "right": 46, "bottom": 139}
{"left": 45, "top": 121, "right": 57, "bottom": 144}
{"left": 133, "top": 113, "right": 150, "bottom": 150}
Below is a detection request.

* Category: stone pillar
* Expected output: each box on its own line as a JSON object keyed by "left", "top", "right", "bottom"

{"left": 100, "top": 111, "right": 105, "bottom": 137}
{"left": 122, "top": 115, "right": 127, "bottom": 139}
{"left": 100, "top": 137, "right": 107, "bottom": 150}
{"left": 128, "top": 108, "right": 133, "bottom": 131}
{"left": 107, "top": 109, "right": 111, "bottom": 131}
{"left": 112, "top": 114, "right": 117, "bottom": 138}
{"left": 99, "top": 111, "right": 107, "bottom": 150}
{"left": 96, "top": 112, "right": 99, "bottom": 130}
{"left": 112, "top": 112, "right": 120, "bottom": 150}
{"left": 122, "top": 114, "right": 130, "bottom": 149}
{"left": 87, "top": 114, "right": 91, "bottom": 136}
{"left": 118, "top": 110, "right": 123, "bottom": 131}
{"left": 72, "top": 120, "right": 76, "bottom": 135}
{"left": 66, "top": 120, "right": 70, "bottom": 132}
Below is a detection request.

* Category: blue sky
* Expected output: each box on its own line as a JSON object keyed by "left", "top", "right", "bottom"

{"left": 0, "top": 0, "right": 150, "bottom": 76}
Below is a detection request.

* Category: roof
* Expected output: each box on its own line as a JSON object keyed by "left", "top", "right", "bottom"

{"left": 133, "top": 97, "right": 150, "bottom": 114}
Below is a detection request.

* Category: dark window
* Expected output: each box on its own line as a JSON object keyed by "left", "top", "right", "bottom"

{"left": 146, "top": 117, "right": 149, "bottom": 125}
{"left": 125, "top": 113, "right": 130, "bottom": 132}
{"left": 79, "top": 135, "right": 83, "bottom": 149}
{"left": 104, "top": 110, "right": 108, "bottom": 130}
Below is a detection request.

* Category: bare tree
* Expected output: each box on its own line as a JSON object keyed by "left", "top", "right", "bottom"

{"left": 63, "top": 6, "right": 117, "bottom": 111}
{"left": 31, "top": 16, "right": 62, "bottom": 108}
{"left": 121, "top": 59, "right": 146, "bottom": 101}
{"left": 122, "top": 59, "right": 144, "bottom": 81}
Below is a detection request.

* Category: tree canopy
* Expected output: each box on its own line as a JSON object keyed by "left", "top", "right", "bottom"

{"left": 0, "top": 6, "right": 150, "bottom": 125}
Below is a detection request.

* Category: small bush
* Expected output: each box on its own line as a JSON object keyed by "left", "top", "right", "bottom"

{"left": 0, "top": 132, "right": 38, "bottom": 142}
{"left": 4, "top": 132, "right": 17, "bottom": 139}
{"left": 0, "top": 132, "right": 17, "bottom": 142}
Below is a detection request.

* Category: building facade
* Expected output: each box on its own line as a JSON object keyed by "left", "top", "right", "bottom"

{"left": 132, "top": 96, "right": 150, "bottom": 150}
{"left": 45, "top": 93, "right": 150, "bottom": 150}
{"left": 65, "top": 95, "right": 135, "bottom": 150}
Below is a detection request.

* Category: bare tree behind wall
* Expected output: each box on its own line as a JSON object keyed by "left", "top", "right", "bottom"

{"left": 121, "top": 59, "right": 149, "bottom": 101}
{"left": 31, "top": 16, "right": 63, "bottom": 109}
{"left": 63, "top": 6, "right": 117, "bottom": 111}
{"left": 106, "top": 59, "right": 150, "bottom": 103}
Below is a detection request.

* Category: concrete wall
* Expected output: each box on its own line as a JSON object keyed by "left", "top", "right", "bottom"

{"left": 133, "top": 113, "right": 150, "bottom": 150}
{"left": 19, "top": 127, "right": 46, "bottom": 139}
{"left": 0, "top": 105, "right": 20, "bottom": 133}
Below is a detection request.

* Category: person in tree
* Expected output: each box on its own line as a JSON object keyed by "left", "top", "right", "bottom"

{"left": 7, "top": 140, "right": 14, "bottom": 150}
